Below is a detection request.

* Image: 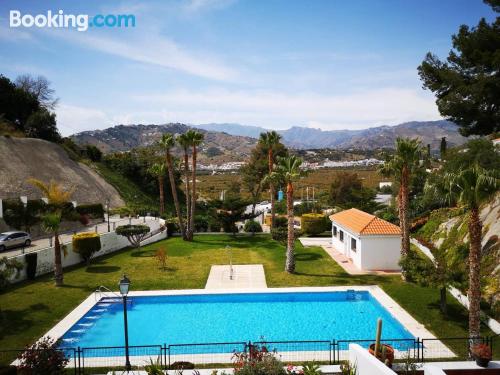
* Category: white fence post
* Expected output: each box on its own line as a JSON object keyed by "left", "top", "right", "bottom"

{"left": 0, "top": 198, "right": 3, "bottom": 218}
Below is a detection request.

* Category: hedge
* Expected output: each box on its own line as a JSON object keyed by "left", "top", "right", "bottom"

{"left": 301, "top": 213, "right": 329, "bottom": 235}
{"left": 76, "top": 203, "right": 104, "bottom": 219}
{"left": 72, "top": 232, "right": 101, "bottom": 264}
{"left": 25, "top": 253, "right": 38, "bottom": 280}
{"left": 244, "top": 220, "right": 263, "bottom": 234}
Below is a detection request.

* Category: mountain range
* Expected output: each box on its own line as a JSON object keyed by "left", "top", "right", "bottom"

{"left": 71, "top": 120, "right": 468, "bottom": 162}
{"left": 193, "top": 120, "right": 467, "bottom": 150}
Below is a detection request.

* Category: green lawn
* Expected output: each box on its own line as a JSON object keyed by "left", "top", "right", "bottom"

{"left": 0, "top": 234, "right": 496, "bottom": 363}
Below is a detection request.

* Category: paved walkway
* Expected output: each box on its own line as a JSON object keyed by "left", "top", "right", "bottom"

{"left": 299, "top": 237, "right": 400, "bottom": 276}
{"left": 205, "top": 264, "right": 267, "bottom": 289}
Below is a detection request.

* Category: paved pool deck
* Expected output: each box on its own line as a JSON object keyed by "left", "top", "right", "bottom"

{"left": 205, "top": 264, "right": 267, "bottom": 289}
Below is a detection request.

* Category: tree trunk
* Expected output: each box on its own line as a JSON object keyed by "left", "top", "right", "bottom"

{"left": 166, "top": 153, "right": 186, "bottom": 240}
{"left": 189, "top": 146, "right": 197, "bottom": 241}
{"left": 158, "top": 176, "right": 165, "bottom": 215}
{"left": 285, "top": 182, "right": 295, "bottom": 273}
{"left": 269, "top": 149, "right": 275, "bottom": 230}
{"left": 183, "top": 149, "right": 191, "bottom": 237}
{"left": 440, "top": 287, "right": 447, "bottom": 315}
{"left": 53, "top": 231, "right": 63, "bottom": 286}
{"left": 399, "top": 166, "right": 410, "bottom": 257}
{"left": 468, "top": 206, "right": 482, "bottom": 339}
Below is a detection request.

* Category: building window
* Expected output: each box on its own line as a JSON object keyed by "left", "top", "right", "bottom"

{"left": 351, "top": 238, "right": 357, "bottom": 251}
{"left": 339, "top": 230, "right": 344, "bottom": 242}
{"left": 333, "top": 226, "right": 337, "bottom": 236}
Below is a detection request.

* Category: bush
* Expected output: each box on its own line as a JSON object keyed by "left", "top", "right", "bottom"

{"left": 301, "top": 213, "right": 328, "bottom": 235}
{"left": 76, "top": 203, "right": 104, "bottom": 219}
{"left": 17, "top": 337, "right": 69, "bottom": 375}
{"left": 25, "top": 252, "right": 37, "bottom": 280}
{"left": 244, "top": 220, "right": 263, "bottom": 234}
{"left": 271, "top": 226, "right": 301, "bottom": 245}
{"left": 164, "top": 218, "right": 180, "bottom": 236}
{"left": 274, "top": 216, "right": 288, "bottom": 228}
{"left": 72, "top": 232, "right": 101, "bottom": 264}
{"left": 233, "top": 344, "right": 286, "bottom": 375}
{"left": 194, "top": 215, "right": 209, "bottom": 232}
{"left": 170, "top": 362, "right": 195, "bottom": 370}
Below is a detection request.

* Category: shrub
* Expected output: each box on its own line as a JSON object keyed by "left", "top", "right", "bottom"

{"left": 72, "top": 232, "right": 101, "bottom": 264}
{"left": 274, "top": 216, "right": 288, "bottom": 228}
{"left": 165, "top": 218, "right": 180, "bottom": 236}
{"left": 271, "top": 226, "right": 301, "bottom": 245}
{"left": 301, "top": 213, "right": 328, "bottom": 235}
{"left": 194, "top": 215, "right": 209, "bottom": 232}
{"left": 170, "top": 361, "right": 195, "bottom": 370}
{"left": 155, "top": 246, "right": 167, "bottom": 270}
{"left": 17, "top": 337, "right": 69, "bottom": 375}
{"left": 76, "top": 203, "right": 104, "bottom": 219}
{"left": 25, "top": 252, "right": 37, "bottom": 280}
{"left": 244, "top": 220, "right": 263, "bottom": 235}
{"left": 232, "top": 344, "right": 286, "bottom": 375}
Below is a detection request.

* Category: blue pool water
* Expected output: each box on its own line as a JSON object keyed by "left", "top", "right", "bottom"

{"left": 60, "top": 291, "right": 414, "bottom": 350}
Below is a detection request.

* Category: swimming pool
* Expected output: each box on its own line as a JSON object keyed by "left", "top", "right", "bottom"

{"left": 60, "top": 289, "right": 414, "bottom": 350}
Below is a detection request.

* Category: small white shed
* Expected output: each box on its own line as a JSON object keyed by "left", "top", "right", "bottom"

{"left": 329, "top": 208, "right": 402, "bottom": 271}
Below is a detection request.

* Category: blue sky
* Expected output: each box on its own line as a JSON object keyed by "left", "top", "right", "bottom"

{"left": 0, "top": 0, "right": 496, "bottom": 136}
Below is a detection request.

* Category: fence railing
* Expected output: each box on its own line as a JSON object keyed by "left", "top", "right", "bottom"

{"left": 1, "top": 335, "right": 496, "bottom": 373}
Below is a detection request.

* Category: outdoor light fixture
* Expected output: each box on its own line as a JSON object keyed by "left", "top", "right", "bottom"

{"left": 106, "top": 199, "right": 110, "bottom": 233}
{"left": 119, "top": 275, "right": 131, "bottom": 371}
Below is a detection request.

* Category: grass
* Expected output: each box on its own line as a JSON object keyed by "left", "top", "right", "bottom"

{"left": 92, "top": 162, "right": 157, "bottom": 209}
{"left": 0, "top": 235, "right": 497, "bottom": 363}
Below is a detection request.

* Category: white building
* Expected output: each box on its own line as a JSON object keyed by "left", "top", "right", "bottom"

{"left": 329, "top": 208, "right": 401, "bottom": 271}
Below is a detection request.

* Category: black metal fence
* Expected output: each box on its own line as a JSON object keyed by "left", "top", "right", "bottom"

{"left": 1, "top": 335, "right": 496, "bottom": 373}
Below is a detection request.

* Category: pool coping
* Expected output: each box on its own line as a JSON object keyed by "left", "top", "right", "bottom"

{"left": 42, "top": 285, "right": 437, "bottom": 343}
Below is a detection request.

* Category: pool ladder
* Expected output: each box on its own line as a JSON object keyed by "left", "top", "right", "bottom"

{"left": 94, "top": 285, "right": 122, "bottom": 301}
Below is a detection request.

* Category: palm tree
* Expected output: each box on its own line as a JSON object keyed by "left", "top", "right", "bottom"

{"left": 273, "top": 155, "right": 303, "bottom": 273}
{"left": 177, "top": 133, "right": 191, "bottom": 235}
{"left": 158, "top": 134, "right": 186, "bottom": 240}
{"left": 378, "top": 138, "right": 421, "bottom": 259}
{"left": 187, "top": 130, "right": 204, "bottom": 241}
{"left": 27, "top": 179, "right": 73, "bottom": 286}
{"left": 440, "top": 165, "right": 498, "bottom": 339}
{"left": 259, "top": 131, "right": 282, "bottom": 230}
{"left": 148, "top": 163, "right": 166, "bottom": 215}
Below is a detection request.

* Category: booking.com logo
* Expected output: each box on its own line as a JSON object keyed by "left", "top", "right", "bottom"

{"left": 9, "top": 10, "right": 136, "bottom": 32}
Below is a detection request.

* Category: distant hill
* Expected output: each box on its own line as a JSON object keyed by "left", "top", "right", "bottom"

{"left": 191, "top": 120, "right": 467, "bottom": 150}
{"left": 280, "top": 121, "right": 468, "bottom": 150}
{"left": 71, "top": 123, "right": 257, "bottom": 163}
{"left": 71, "top": 120, "right": 468, "bottom": 159}
{"left": 193, "top": 123, "right": 269, "bottom": 139}
{"left": 0, "top": 137, "right": 124, "bottom": 207}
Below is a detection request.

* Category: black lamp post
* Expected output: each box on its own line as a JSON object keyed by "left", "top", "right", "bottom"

{"left": 106, "top": 199, "right": 110, "bottom": 233}
{"left": 119, "top": 275, "right": 131, "bottom": 371}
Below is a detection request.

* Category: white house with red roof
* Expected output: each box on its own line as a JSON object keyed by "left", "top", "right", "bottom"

{"left": 329, "top": 208, "right": 402, "bottom": 271}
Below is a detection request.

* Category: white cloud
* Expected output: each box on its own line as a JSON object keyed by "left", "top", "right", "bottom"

{"left": 56, "top": 104, "right": 114, "bottom": 136}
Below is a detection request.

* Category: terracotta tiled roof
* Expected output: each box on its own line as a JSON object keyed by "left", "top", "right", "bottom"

{"left": 329, "top": 208, "right": 401, "bottom": 236}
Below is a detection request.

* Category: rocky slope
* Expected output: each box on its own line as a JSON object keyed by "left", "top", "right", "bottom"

{"left": 0, "top": 136, "right": 124, "bottom": 207}
{"left": 71, "top": 123, "right": 257, "bottom": 163}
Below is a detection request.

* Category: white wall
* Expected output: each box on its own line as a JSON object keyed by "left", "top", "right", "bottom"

{"left": 423, "top": 365, "right": 446, "bottom": 375}
{"left": 9, "top": 219, "right": 167, "bottom": 283}
{"left": 349, "top": 344, "right": 396, "bottom": 375}
{"left": 359, "top": 236, "right": 401, "bottom": 271}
